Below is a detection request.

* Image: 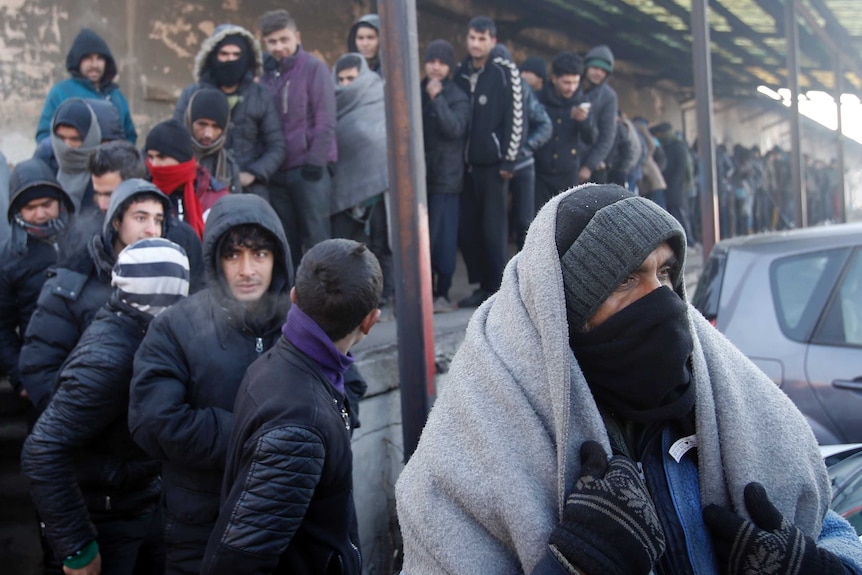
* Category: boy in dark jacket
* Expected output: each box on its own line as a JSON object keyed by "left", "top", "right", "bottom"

{"left": 202, "top": 238, "right": 382, "bottom": 575}
{"left": 21, "top": 237, "right": 190, "bottom": 575}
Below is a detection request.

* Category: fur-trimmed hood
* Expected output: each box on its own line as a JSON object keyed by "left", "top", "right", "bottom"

{"left": 193, "top": 24, "right": 264, "bottom": 83}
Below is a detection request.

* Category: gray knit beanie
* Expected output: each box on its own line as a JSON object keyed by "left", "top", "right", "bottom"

{"left": 555, "top": 184, "right": 687, "bottom": 330}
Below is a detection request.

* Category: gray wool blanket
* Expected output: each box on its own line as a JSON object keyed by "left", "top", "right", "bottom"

{"left": 395, "top": 188, "right": 830, "bottom": 574}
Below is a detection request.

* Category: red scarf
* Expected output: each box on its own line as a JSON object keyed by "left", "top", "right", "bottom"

{"left": 148, "top": 158, "right": 205, "bottom": 238}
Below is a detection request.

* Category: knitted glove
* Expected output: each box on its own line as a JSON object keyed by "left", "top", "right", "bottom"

{"left": 548, "top": 441, "right": 666, "bottom": 575}
{"left": 301, "top": 164, "right": 324, "bottom": 182}
{"left": 703, "top": 482, "right": 847, "bottom": 575}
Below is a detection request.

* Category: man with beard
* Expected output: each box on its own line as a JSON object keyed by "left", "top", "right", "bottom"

{"left": 173, "top": 24, "right": 284, "bottom": 200}
{"left": 183, "top": 87, "right": 241, "bottom": 194}
{"left": 36, "top": 28, "right": 136, "bottom": 144}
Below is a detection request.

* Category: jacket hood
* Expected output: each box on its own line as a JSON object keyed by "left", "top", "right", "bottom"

{"left": 584, "top": 45, "right": 614, "bottom": 76}
{"left": 201, "top": 194, "right": 292, "bottom": 293}
{"left": 65, "top": 28, "right": 117, "bottom": 88}
{"left": 8, "top": 158, "right": 74, "bottom": 220}
{"left": 85, "top": 99, "right": 124, "bottom": 141}
{"left": 193, "top": 24, "right": 264, "bottom": 83}
{"left": 102, "top": 178, "right": 172, "bottom": 241}
{"left": 347, "top": 14, "right": 381, "bottom": 52}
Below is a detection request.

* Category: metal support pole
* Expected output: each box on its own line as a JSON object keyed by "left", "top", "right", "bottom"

{"left": 835, "top": 58, "right": 847, "bottom": 223}
{"left": 378, "top": 0, "right": 436, "bottom": 462}
{"left": 786, "top": 0, "right": 806, "bottom": 228}
{"left": 691, "top": 0, "right": 719, "bottom": 258}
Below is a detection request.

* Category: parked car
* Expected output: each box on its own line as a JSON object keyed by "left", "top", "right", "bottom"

{"left": 826, "top": 445, "right": 862, "bottom": 535}
{"left": 693, "top": 223, "right": 862, "bottom": 444}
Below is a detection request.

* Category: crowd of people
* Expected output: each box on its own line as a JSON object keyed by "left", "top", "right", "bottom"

{"left": 1, "top": 8, "right": 860, "bottom": 575}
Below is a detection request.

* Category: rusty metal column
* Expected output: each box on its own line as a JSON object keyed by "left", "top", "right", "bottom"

{"left": 691, "top": 0, "right": 719, "bottom": 258}
{"left": 786, "top": 0, "right": 806, "bottom": 228}
{"left": 835, "top": 58, "right": 847, "bottom": 223}
{"left": 378, "top": 0, "right": 436, "bottom": 462}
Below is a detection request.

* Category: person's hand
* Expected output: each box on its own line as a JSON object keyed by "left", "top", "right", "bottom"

{"left": 578, "top": 166, "right": 592, "bottom": 183}
{"left": 301, "top": 164, "right": 324, "bottom": 182}
{"left": 63, "top": 552, "right": 101, "bottom": 575}
{"left": 499, "top": 169, "right": 514, "bottom": 180}
{"left": 703, "top": 482, "right": 847, "bottom": 575}
{"left": 239, "top": 172, "right": 256, "bottom": 188}
{"left": 571, "top": 106, "right": 588, "bottom": 121}
{"left": 426, "top": 78, "right": 443, "bottom": 99}
{"left": 548, "top": 441, "right": 666, "bottom": 575}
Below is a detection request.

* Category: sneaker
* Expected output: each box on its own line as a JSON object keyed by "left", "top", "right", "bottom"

{"left": 457, "top": 289, "right": 490, "bottom": 309}
{"left": 433, "top": 296, "right": 454, "bottom": 313}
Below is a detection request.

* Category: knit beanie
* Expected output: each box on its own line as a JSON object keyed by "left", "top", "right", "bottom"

{"left": 424, "top": 39, "right": 455, "bottom": 70}
{"left": 53, "top": 99, "right": 93, "bottom": 137}
{"left": 145, "top": 119, "right": 194, "bottom": 163}
{"left": 555, "top": 184, "right": 686, "bottom": 330}
{"left": 188, "top": 87, "right": 230, "bottom": 129}
{"left": 12, "top": 185, "right": 67, "bottom": 214}
{"left": 520, "top": 56, "right": 548, "bottom": 81}
{"left": 584, "top": 45, "right": 614, "bottom": 74}
{"left": 112, "top": 237, "right": 190, "bottom": 317}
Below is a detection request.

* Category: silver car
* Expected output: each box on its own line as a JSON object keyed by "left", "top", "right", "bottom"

{"left": 693, "top": 223, "right": 862, "bottom": 444}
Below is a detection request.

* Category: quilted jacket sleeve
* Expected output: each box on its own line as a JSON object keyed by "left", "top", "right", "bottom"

{"left": 201, "top": 426, "right": 325, "bottom": 575}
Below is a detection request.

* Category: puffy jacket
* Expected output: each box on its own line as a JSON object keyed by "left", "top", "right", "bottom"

{"left": 260, "top": 47, "right": 337, "bottom": 171}
{"left": 173, "top": 25, "right": 285, "bottom": 197}
{"left": 21, "top": 300, "right": 161, "bottom": 562}
{"left": 535, "top": 85, "right": 596, "bottom": 177}
{"left": 422, "top": 77, "right": 469, "bottom": 195}
{"left": 36, "top": 28, "right": 136, "bottom": 144}
{"left": 201, "top": 339, "right": 360, "bottom": 575}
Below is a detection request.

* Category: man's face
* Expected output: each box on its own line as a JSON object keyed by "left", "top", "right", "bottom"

{"left": 221, "top": 245, "right": 274, "bottom": 303}
{"left": 466, "top": 28, "right": 496, "bottom": 62}
{"left": 425, "top": 59, "right": 450, "bottom": 82}
{"left": 585, "top": 66, "right": 608, "bottom": 86}
{"left": 19, "top": 197, "right": 60, "bottom": 225}
{"left": 113, "top": 198, "right": 165, "bottom": 250}
{"left": 79, "top": 53, "right": 106, "bottom": 83}
{"left": 55, "top": 125, "right": 83, "bottom": 148}
{"left": 521, "top": 71, "right": 542, "bottom": 91}
{"left": 354, "top": 26, "right": 379, "bottom": 60}
{"left": 586, "top": 243, "right": 676, "bottom": 330}
{"left": 146, "top": 150, "right": 180, "bottom": 167}
{"left": 552, "top": 73, "right": 581, "bottom": 99}
{"left": 264, "top": 27, "right": 300, "bottom": 60}
{"left": 337, "top": 67, "right": 360, "bottom": 87}
{"left": 91, "top": 171, "right": 122, "bottom": 212}
{"left": 191, "top": 118, "right": 224, "bottom": 147}
{"left": 216, "top": 44, "right": 242, "bottom": 62}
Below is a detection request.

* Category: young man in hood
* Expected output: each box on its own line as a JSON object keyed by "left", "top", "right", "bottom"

{"left": 0, "top": 159, "right": 74, "bottom": 398}
{"left": 172, "top": 24, "right": 285, "bottom": 201}
{"left": 396, "top": 184, "right": 862, "bottom": 574}
{"left": 347, "top": 14, "right": 382, "bottom": 76}
{"left": 183, "top": 87, "right": 242, "bottom": 195}
{"left": 36, "top": 28, "right": 136, "bottom": 144}
{"left": 578, "top": 45, "right": 619, "bottom": 185}
{"left": 259, "top": 9, "right": 336, "bottom": 270}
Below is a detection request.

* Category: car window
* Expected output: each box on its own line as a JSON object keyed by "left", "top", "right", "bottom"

{"left": 692, "top": 250, "right": 725, "bottom": 319}
{"left": 814, "top": 249, "right": 862, "bottom": 347}
{"left": 770, "top": 248, "right": 848, "bottom": 342}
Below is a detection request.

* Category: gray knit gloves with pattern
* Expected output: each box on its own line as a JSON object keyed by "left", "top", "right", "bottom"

{"left": 548, "top": 441, "right": 666, "bottom": 575}
{"left": 703, "top": 482, "right": 848, "bottom": 575}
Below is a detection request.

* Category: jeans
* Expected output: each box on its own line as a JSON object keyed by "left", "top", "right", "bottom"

{"left": 459, "top": 165, "right": 509, "bottom": 292}
{"left": 535, "top": 171, "right": 577, "bottom": 212}
{"left": 428, "top": 193, "right": 459, "bottom": 299}
{"left": 268, "top": 167, "right": 332, "bottom": 271}
{"left": 509, "top": 162, "right": 535, "bottom": 251}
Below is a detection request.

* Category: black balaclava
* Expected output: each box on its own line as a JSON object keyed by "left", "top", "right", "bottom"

{"left": 207, "top": 35, "right": 251, "bottom": 88}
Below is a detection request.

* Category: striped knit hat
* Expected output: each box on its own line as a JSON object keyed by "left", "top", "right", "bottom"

{"left": 112, "top": 238, "right": 190, "bottom": 316}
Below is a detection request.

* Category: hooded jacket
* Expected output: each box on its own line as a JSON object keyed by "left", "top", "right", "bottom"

{"left": 172, "top": 25, "right": 285, "bottom": 198}
{"left": 128, "top": 194, "right": 292, "bottom": 571}
{"left": 18, "top": 180, "right": 202, "bottom": 411}
{"left": 347, "top": 14, "right": 382, "bottom": 76}
{"left": 36, "top": 28, "right": 136, "bottom": 144}
{"left": 0, "top": 160, "right": 74, "bottom": 389}
{"left": 581, "top": 45, "right": 619, "bottom": 172}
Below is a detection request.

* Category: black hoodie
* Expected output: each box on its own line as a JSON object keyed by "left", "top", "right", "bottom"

{"left": 65, "top": 28, "right": 118, "bottom": 91}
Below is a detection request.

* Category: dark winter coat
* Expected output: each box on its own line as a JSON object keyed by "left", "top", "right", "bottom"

{"left": 659, "top": 133, "right": 691, "bottom": 204}
{"left": 534, "top": 85, "right": 596, "bottom": 177}
{"left": 21, "top": 300, "right": 161, "bottom": 562}
{"left": 201, "top": 339, "right": 360, "bottom": 575}
{"left": 173, "top": 25, "right": 285, "bottom": 198}
{"left": 516, "top": 80, "right": 553, "bottom": 167}
{"left": 581, "top": 46, "right": 619, "bottom": 172}
{"left": 128, "top": 194, "right": 292, "bottom": 563}
{"left": 454, "top": 55, "right": 524, "bottom": 171}
{"left": 422, "top": 78, "right": 469, "bottom": 195}
{"left": 260, "top": 47, "right": 337, "bottom": 171}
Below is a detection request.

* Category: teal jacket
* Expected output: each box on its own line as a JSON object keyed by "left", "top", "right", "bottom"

{"left": 36, "top": 77, "right": 136, "bottom": 144}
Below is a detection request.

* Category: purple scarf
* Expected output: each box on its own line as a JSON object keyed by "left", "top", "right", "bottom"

{"left": 282, "top": 304, "right": 354, "bottom": 394}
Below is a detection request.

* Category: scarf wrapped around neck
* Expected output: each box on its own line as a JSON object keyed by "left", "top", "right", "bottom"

{"left": 10, "top": 206, "right": 69, "bottom": 255}
{"left": 185, "top": 100, "right": 230, "bottom": 183}
{"left": 148, "top": 159, "right": 205, "bottom": 239}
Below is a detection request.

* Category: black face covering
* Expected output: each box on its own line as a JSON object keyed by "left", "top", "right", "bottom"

{"left": 570, "top": 286, "right": 695, "bottom": 424}
{"left": 208, "top": 36, "right": 250, "bottom": 88}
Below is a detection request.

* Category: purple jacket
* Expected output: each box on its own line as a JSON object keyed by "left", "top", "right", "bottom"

{"left": 260, "top": 47, "right": 337, "bottom": 171}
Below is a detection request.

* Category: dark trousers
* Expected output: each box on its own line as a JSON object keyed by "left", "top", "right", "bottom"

{"left": 269, "top": 167, "right": 332, "bottom": 270}
{"left": 459, "top": 165, "right": 508, "bottom": 292}
{"left": 428, "top": 192, "right": 459, "bottom": 299}
{"left": 535, "top": 171, "right": 577, "bottom": 213}
{"left": 509, "top": 162, "right": 535, "bottom": 251}
{"left": 163, "top": 516, "right": 213, "bottom": 575}
{"left": 331, "top": 196, "right": 394, "bottom": 301}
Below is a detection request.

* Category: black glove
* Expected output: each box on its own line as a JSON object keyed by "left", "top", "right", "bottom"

{"left": 703, "top": 482, "right": 847, "bottom": 575}
{"left": 301, "top": 164, "right": 324, "bottom": 182}
{"left": 548, "top": 441, "right": 666, "bottom": 575}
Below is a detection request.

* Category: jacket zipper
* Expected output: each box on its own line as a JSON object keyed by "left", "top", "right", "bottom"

{"left": 255, "top": 337, "right": 264, "bottom": 353}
